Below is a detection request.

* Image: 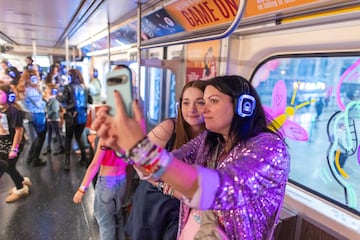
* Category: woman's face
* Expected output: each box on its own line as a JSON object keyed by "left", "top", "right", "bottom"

{"left": 202, "top": 85, "right": 234, "bottom": 136}
{"left": 181, "top": 87, "right": 205, "bottom": 127}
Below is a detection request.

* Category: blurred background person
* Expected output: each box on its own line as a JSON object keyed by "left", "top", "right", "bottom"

{"left": 0, "top": 84, "right": 31, "bottom": 203}
{"left": 42, "top": 83, "right": 64, "bottom": 156}
{"left": 1, "top": 59, "right": 21, "bottom": 89}
{"left": 73, "top": 138, "right": 128, "bottom": 240}
{"left": 56, "top": 68, "right": 92, "bottom": 170}
{"left": 16, "top": 69, "right": 47, "bottom": 167}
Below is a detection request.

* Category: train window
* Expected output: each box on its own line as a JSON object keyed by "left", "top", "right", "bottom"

{"left": 146, "top": 67, "right": 177, "bottom": 123}
{"left": 168, "top": 73, "right": 177, "bottom": 118}
{"left": 252, "top": 54, "right": 360, "bottom": 216}
{"left": 148, "top": 67, "right": 162, "bottom": 122}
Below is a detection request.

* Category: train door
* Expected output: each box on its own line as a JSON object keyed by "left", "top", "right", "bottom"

{"left": 140, "top": 45, "right": 185, "bottom": 131}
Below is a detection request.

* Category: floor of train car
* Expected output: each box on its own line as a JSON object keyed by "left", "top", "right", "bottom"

{"left": 0, "top": 139, "right": 100, "bottom": 240}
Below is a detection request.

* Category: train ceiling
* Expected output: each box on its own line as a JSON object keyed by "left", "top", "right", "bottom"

{"left": 0, "top": 0, "right": 158, "bottom": 53}
{"left": 0, "top": 0, "right": 359, "bottom": 55}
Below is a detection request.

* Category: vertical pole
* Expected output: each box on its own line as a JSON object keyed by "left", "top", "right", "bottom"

{"left": 107, "top": 2, "right": 111, "bottom": 71}
{"left": 137, "top": 1, "right": 142, "bottom": 100}
{"left": 65, "top": 38, "right": 70, "bottom": 70}
{"left": 107, "top": 21, "right": 111, "bottom": 71}
{"left": 32, "top": 40, "right": 37, "bottom": 66}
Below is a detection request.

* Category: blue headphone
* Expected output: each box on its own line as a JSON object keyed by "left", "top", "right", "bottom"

{"left": 8, "top": 91, "right": 16, "bottom": 103}
{"left": 93, "top": 69, "right": 98, "bottom": 78}
{"left": 8, "top": 70, "right": 16, "bottom": 79}
{"left": 4, "top": 87, "right": 16, "bottom": 104}
{"left": 236, "top": 81, "right": 256, "bottom": 117}
{"left": 30, "top": 75, "right": 39, "bottom": 84}
{"left": 51, "top": 88, "right": 58, "bottom": 95}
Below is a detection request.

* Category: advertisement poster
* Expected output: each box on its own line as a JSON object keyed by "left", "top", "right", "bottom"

{"left": 165, "top": 0, "right": 240, "bottom": 32}
{"left": 165, "top": 0, "right": 320, "bottom": 32}
{"left": 141, "top": 8, "right": 184, "bottom": 39}
{"left": 186, "top": 39, "right": 220, "bottom": 82}
{"left": 110, "top": 21, "right": 138, "bottom": 45}
{"left": 244, "top": 0, "right": 319, "bottom": 17}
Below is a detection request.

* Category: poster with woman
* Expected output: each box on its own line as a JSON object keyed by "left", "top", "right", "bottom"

{"left": 186, "top": 40, "right": 220, "bottom": 82}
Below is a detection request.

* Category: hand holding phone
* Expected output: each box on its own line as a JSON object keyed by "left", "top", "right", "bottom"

{"left": 106, "top": 67, "right": 133, "bottom": 116}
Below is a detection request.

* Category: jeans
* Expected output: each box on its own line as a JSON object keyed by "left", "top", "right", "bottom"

{"left": 28, "top": 117, "right": 47, "bottom": 163}
{"left": 23, "top": 119, "right": 37, "bottom": 142}
{"left": 46, "top": 121, "right": 64, "bottom": 148}
{"left": 94, "top": 175, "right": 127, "bottom": 240}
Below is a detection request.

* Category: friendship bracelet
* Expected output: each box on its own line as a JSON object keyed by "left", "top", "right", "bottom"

{"left": 162, "top": 183, "right": 174, "bottom": 198}
{"left": 156, "top": 182, "right": 164, "bottom": 192}
{"left": 127, "top": 137, "right": 155, "bottom": 164}
{"left": 78, "top": 185, "right": 87, "bottom": 194}
{"left": 78, "top": 188, "right": 86, "bottom": 194}
{"left": 128, "top": 136, "right": 149, "bottom": 153}
{"left": 127, "top": 136, "right": 173, "bottom": 180}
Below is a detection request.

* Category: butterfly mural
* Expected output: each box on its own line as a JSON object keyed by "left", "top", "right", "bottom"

{"left": 263, "top": 80, "right": 314, "bottom": 141}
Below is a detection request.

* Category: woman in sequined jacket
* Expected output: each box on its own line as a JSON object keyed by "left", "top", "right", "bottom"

{"left": 91, "top": 75, "right": 290, "bottom": 240}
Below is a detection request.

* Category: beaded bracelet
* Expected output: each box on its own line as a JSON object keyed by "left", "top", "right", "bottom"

{"left": 156, "top": 182, "right": 164, "bottom": 192}
{"left": 163, "top": 182, "right": 174, "bottom": 198}
{"left": 128, "top": 137, "right": 173, "bottom": 180}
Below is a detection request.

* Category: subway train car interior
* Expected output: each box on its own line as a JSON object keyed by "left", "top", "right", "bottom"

{"left": 0, "top": 0, "right": 360, "bottom": 239}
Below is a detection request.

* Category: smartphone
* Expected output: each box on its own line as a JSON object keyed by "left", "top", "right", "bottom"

{"left": 106, "top": 67, "right": 133, "bottom": 116}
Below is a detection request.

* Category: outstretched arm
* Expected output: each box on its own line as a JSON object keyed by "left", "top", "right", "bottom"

{"left": 91, "top": 91, "right": 201, "bottom": 201}
{"left": 73, "top": 139, "right": 104, "bottom": 203}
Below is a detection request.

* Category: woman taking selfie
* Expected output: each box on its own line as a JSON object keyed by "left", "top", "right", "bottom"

{"left": 92, "top": 75, "right": 290, "bottom": 240}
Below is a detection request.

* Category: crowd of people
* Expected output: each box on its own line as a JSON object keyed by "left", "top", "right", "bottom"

{"left": 0, "top": 57, "right": 95, "bottom": 203}
{"left": 0, "top": 58, "right": 291, "bottom": 240}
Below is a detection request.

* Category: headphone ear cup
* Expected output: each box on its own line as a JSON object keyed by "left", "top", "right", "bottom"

{"left": 51, "top": 88, "right": 58, "bottom": 95}
{"left": 175, "top": 101, "right": 179, "bottom": 116}
{"left": 7, "top": 92, "right": 16, "bottom": 103}
{"left": 236, "top": 94, "right": 256, "bottom": 117}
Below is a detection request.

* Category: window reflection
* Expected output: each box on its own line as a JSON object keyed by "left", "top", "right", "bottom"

{"left": 253, "top": 55, "right": 360, "bottom": 215}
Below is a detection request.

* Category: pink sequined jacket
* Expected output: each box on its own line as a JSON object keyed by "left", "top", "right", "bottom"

{"left": 172, "top": 130, "right": 290, "bottom": 240}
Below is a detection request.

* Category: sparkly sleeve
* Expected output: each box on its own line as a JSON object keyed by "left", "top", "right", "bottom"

{"left": 211, "top": 133, "right": 290, "bottom": 210}
{"left": 171, "top": 131, "right": 208, "bottom": 165}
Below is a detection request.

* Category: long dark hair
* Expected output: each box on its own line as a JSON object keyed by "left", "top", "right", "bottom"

{"left": 173, "top": 80, "right": 207, "bottom": 149}
{"left": 68, "top": 69, "right": 84, "bottom": 85}
{"left": 204, "top": 75, "right": 279, "bottom": 155}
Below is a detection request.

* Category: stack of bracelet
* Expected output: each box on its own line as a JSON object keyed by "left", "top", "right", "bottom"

{"left": 127, "top": 136, "right": 173, "bottom": 180}
{"left": 156, "top": 182, "right": 174, "bottom": 198}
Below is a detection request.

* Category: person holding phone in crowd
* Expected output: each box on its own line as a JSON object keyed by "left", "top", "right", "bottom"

{"left": 91, "top": 75, "right": 290, "bottom": 240}
{"left": 125, "top": 80, "right": 206, "bottom": 240}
